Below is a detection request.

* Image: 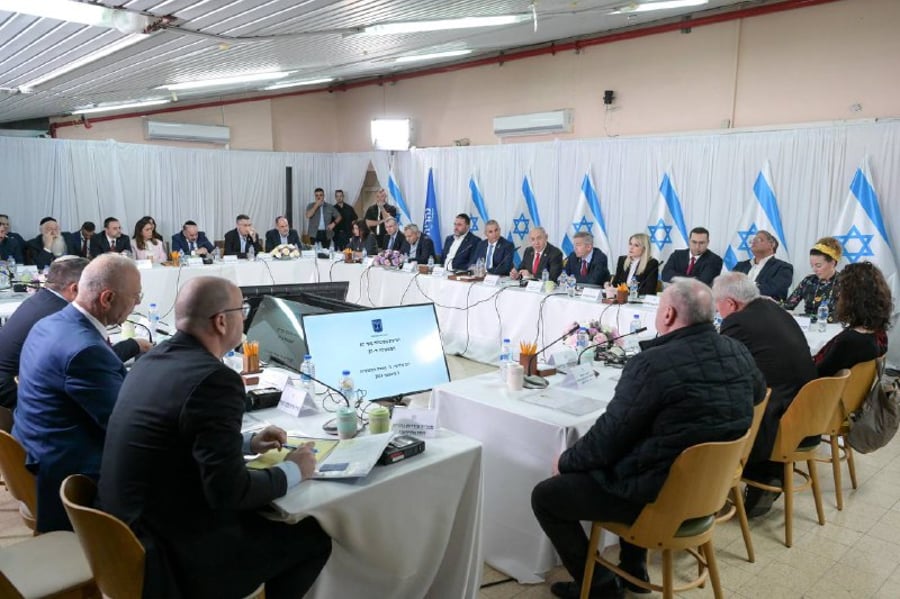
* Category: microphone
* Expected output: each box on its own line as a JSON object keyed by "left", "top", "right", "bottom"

{"left": 577, "top": 327, "right": 648, "bottom": 362}
{"left": 267, "top": 355, "right": 351, "bottom": 406}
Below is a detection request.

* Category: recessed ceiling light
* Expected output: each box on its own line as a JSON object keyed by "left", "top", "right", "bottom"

{"left": 395, "top": 50, "right": 472, "bottom": 64}
{"left": 158, "top": 72, "right": 293, "bottom": 91}
{"left": 71, "top": 98, "right": 171, "bottom": 115}
{"left": 612, "top": 0, "right": 709, "bottom": 14}
{"left": 263, "top": 77, "right": 334, "bottom": 91}
{"left": 364, "top": 15, "right": 529, "bottom": 35}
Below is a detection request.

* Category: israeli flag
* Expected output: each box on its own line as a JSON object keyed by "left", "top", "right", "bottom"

{"left": 723, "top": 161, "right": 790, "bottom": 270}
{"left": 468, "top": 173, "right": 489, "bottom": 233}
{"left": 423, "top": 168, "right": 443, "bottom": 256}
{"left": 561, "top": 169, "right": 612, "bottom": 272}
{"left": 833, "top": 157, "right": 899, "bottom": 309}
{"left": 647, "top": 172, "right": 688, "bottom": 264}
{"left": 387, "top": 169, "right": 412, "bottom": 226}
{"left": 506, "top": 174, "right": 542, "bottom": 268}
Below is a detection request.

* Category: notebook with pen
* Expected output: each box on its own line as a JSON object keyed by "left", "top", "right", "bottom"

{"left": 246, "top": 433, "right": 394, "bottom": 479}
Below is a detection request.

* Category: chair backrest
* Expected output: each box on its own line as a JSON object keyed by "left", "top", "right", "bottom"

{"left": 0, "top": 406, "right": 12, "bottom": 433}
{"left": 824, "top": 360, "right": 878, "bottom": 433}
{"left": 60, "top": 475, "right": 145, "bottom": 599}
{"left": 0, "top": 431, "right": 37, "bottom": 522}
{"left": 741, "top": 389, "right": 772, "bottom": 467}
{"left": 628, "top": 430, "right": 750, "bottom": 545}
{"left": 772, "top": 369, "right": 850, "bottom": 459}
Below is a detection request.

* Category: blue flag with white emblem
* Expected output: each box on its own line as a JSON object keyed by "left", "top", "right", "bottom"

{"left": 387, "top": 169, "right": 412, "bottom": 226}
{"left": 647, "top": 172, "right": 688, "bottom": 265}
{"left": 724, "top": 161, "right": 791, "bottom": 270}
{"left": 468, "top": 174, "right": 489, "bottom": 234}
{"left": 832, "top": 156, "right": 899, "bottom": 311}
{"left": 506, "top": 174, "right": 542, "bottom": 268}
{"left": 423, "top": 168, "right": 443, "bottom": 256}
{"left": 561, "top": 169, "right": 611, "bottom": 272}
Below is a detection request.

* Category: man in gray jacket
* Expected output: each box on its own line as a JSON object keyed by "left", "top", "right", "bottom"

{"left": 305, "top": 187, "right": 340, "bottom": 246}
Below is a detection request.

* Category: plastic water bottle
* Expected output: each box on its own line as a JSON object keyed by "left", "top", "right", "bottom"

{"left": 576, "top": 327, "right": 589, "bottom": 363}
{"left": 475, "top": 257, "right": 485, "bottom": 277}
{"left": 361, "top": 248, "right": 368, "bottom": 262}
{"left": 328, "top": 241, "right": 335, "bottom": 259}
{"left": 300, "top": 354, "right": 316, "bottom": 394}
{"left": 627, "top": 313, "right": 642, "bottom": 353}
{"left": 247, "top": 243, "right": 256, "bottom": 262}
{"left": 566, "top": 275, "right": 576, "bottom": 297}
{"left": 6, "top": 255, "right": 15, "bottom": 277}
{"left": 541, "top": 269, "right": 549, "bottom": 285}
{"left": 178, "top": 249, "right": 185, "bottom": 264}
{"left": 339, "top": 370, "right": 355, "bottom": 403}
{"left": 499, "top": 338, "right": 512, "bottom": 381}
{"left": 817, "top": 303, "right": 829, "bottom": 333}
{"left": 628, "top": 277, "right": 639, "bottom": 301}
{"left": 224, "top": 350, "right": 242, "bottom": 373}
{"left": 148, "top": 303, "right": 159, "bottom": 335}
{"left": 427, "top": 255, "right": 434, "bottom": 271}
{"left": 713, "top": 312, "right": 723, "bottom": 332}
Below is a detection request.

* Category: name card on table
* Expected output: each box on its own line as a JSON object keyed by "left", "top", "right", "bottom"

{"left": 259, "top": 369, "right": 291, "bottom": 392}
{"left": 581, "top": 287, "right": 602, "bottom": 301}
{"left": 301, "top": 250, "right": 316, "bottom": 259}
{"left": 402, "top": 263, "right": 416, "bottom": 273}
{"left": 391, "top": 406, "right": 437, "bottom": 437}
{"left": 793, "top": 316, "right": 811, "bottom": 331}
{"left": 17, "top": 265, "right": 38, "bottom": 276}
{"left": 431, "top": 266, "right": 446, "bottom": 277}
{"left": 560, "top": 363, "right": 595, "bottom": 389}
{"left": 362, "top": 257, "right": 374, "bottom": 267}
{"left": 223, "top": 255, "right": 238, "bottom": 263}
{"left": 482, "top": 274, "right": 500, "bottom": 286}
{"left": 277, "top": 384, "right": 317, "bottom": 417}
{"left": 135, "top": 259, "right": 153, "bottom": 270}
{"left": 525, "top": 280, "right": 544, "bottom": 293}
{"left": 186, "top": 257, "right": 204, "bottom": 267}
{"left": 257, "top": 252, "right": 273, "bottom": 262}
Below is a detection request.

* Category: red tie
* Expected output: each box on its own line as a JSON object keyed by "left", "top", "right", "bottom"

{"left": 686, "top": 256, "right": 696, "bottom": 276}
{"left": 532, "top": 252, "right": 541, "bottom": 275}
{"left": 580, "top": 259, "right": 587, "bottom": 277}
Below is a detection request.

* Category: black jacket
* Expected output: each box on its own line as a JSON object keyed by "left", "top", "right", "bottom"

{"left": 264, "top": 228, "right": 302, "bottom": 252}
{"left": 661, "top": 249, "right": 723, "bottom": 286}
{"left": 442, "top": 231, "right": 479, "bottom": 270}
{"left": 611, "top": 256, "right": 660, "bottom": 295}
{"left": 382, "top": 231, "right": 410, "bottom": 255}
{"left": 733, "top": 256, "right": 794, "bottom": 301}
{"left": 559, "top": 322, "right": 764, "bottom": 504}
{"left": 223, "top": 228, "right": 262, "bottom": 257}
{"left": 409, "top": 235, "right": 437, "bottom": 264}
{"left": 89, "top": 234, "right": 132, "bottom": 256}
{"left": 563, "top": 248, "right": 610, "bottom": 285}
{"left": 471, "top": 237, "right": 515, "bottom": 275}
{"left": 519, "top": 244, "right": 564, "bottom": 281}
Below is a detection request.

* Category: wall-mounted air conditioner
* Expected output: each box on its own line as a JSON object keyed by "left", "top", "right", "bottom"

{"left": 492, "top": 109, "right": 573, "bottom": 137}
{"left": 143, "top": 120, "right": 231, "bottom": 144}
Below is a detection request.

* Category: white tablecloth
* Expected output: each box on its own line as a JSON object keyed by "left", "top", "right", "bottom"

{"left": 245, "top": 406, "right": 484, "bottom": 599}
{"left": 433, "top": 369, "right": 620, "bottom": 583}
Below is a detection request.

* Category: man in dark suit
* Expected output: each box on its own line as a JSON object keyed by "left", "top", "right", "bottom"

{"left": 12, "top": 254, "right": 142, "bottom": 532}
{"left": 364, "top": 188, "right": 398, "bottom": 249}
{"left": 224, "top": 214, "right": 262, "bottom": 258}
{"left": 713, "top": 272, "right": 817, "bottom": 518}
{"left": 332, "top": 189, "right": 357, "bottom": 250}
{"left": 470, "top": 220, "right": 514, "bottom": 275}
{"left": 733, "top": 230, "right": 794, "bottom": 301}
{"left": 26, "top": 217, "right": 68, "bottom": 269}
{"left": 171, "top": 220, "right": 215, "bottom": 256}
{"left": 89, "top": 217, "right": 131, "bottom": 256}
{"left": 265, "top": 216, "right": 302, "bottom": 252}
{"left": 100, "top": 276, "right": 331, "bottom": 599}
{"left": 403, "top": 224, "right": 436, "bottom": 264}
{"left": 442, "top": 213, "right": 479, "bottom": 271}
{"left": 511, "top": 226, "right": 564, "bottom": 282}
{"left": 0, "top": 257, "right": 148, "bottom": 410}
{"left": 65, "top": 221, "right": 96, "bottom": 258}
{"left": 382, "top": 217, "right": 410, "bottom": 254}
{"left": 660, "top": 226, "right": 723, "bottom": 286}
{"left": 563, "top": 231, "right": 610, "bottom": 285}
{"left": 0, "top": 214, "right": 24, "bottom": 263}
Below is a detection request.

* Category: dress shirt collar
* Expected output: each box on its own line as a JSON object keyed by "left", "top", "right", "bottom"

{"left": 72, "top": 301, "right": 110, "bottom": 340}
{"left": 752, "top": 254, "right": 774, "bottom": 267}
{"left": 580, "top": 250, "right": 593, "bottom": 264}
{"left": 47, "top": 288, "right": 68, "bottom": 302}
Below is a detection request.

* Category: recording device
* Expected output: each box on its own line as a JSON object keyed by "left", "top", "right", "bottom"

{"left": 245, "top": 387, "right": 282, "bottom": 412}
{"left": 523, "top": 323, "right": 580, "bottom": 388}
{"left": 378, "top": 435, "right": 425, "bottom": 465}
{"left": 577, "top": 327, "right": 648, "bottom": 365}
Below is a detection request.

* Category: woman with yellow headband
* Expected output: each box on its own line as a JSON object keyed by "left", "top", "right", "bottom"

{"left": 782, "top": 236, "right": 842, "bottom": 319}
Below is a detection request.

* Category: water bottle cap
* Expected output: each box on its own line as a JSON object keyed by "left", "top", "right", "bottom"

{"left": 226, "top": 351, "right": 234, "bottom": 356}
{"left": 502, "top": 338, "right": 510, "bottom": 343}
{"left": 579, "top": 327, "right": 587, "bottom": 332}
{"left": 150, "top": 303, "right": 157, "bottom": 308}
{"left": 633, "top": 313, "right": 640, "bottom": 317}
{"left": 304, "top": 354, "right": 312, "bottom": 360}
{"left": 342, "top": 370, "right": 350, "bottom": 375}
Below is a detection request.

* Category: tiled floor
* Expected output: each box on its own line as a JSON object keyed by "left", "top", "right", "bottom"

{"left": 4, "top": 356, "right": 900, "bottom": 599}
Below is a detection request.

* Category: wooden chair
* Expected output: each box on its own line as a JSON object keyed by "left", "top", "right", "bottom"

{"left": 743, "top": 369, "right": 850, "bottom": 547}
{"left": 60, "top": 475, "right": 266, "bottom": 599}
{"left": 0, "top": 430, "right": 37, "bottom": 531}
{"left": 581, "top": 431, "right": 750, "bottom": 599}
{"left": 716, "top": 389, "right": 771, "bottom": 562}
{"left": 0, "top": 531, "right": 98, "bottom": 598}
{"left": 817, "top": 359, "right": 878, "bottom": 510}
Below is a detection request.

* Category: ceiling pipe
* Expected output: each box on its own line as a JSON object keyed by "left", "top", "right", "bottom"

{"left": 50, "top": 0, "right": 842, "bottom": 134}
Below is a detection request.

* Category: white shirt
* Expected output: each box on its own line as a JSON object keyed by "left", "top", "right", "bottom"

{"left": 444, "top": 235, "right": 466, "bottom": 268}
{"left": 72, "top": 301, "right": 110, "bottom": 342}
{"left": 627, "top": 259, "right": 640, "bottom": 282}
{"left": 747, "top": 254, "right": 774, "bottom": 283}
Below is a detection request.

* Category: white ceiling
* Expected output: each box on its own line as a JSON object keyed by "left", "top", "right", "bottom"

{"left": 0, "top": 0, "right": 764, "bottom": 125}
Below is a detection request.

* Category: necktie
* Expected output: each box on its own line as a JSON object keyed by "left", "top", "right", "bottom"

{"left": 686, "top": 256, "right": 696, "bottom": 275}
{"left": 189, "top": 241, "right": 195, "bottom": 252}
{"left": 388, "top": 234, "right": 395, "bottom": 250}
{"left": 580, "top": 259, "right": 587, "bottom": 277}
{"left": 486, "top": 244, "right": 495, "bottom": 269}
{"left": 81, "top": 237, "right": 88, "bottom": 257}
{"left": 532, "top": 252, "right": 541, "bottom": 275}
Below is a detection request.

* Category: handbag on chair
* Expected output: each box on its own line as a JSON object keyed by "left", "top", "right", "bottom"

{"left": 847, "top": 360, "right": 900, "bottom": 454}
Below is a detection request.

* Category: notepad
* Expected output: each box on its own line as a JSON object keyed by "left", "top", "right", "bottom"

{"left": 246, "top": 433, "right": 393, "bottom": 479}
{"left": 246, "top": 437, "right": 339, "bottom": 469}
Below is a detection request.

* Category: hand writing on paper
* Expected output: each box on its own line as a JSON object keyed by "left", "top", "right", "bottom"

{"left": 250, "top": 425, "right": 288, "bottom": 454}
{"left": 284, "top": 442, "right": 317, "bottom": 480}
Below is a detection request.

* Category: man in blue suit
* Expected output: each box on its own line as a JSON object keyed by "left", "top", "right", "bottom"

{"left": 442, "top": 213, "right": 479, "bottom": 271}
{"left": 402, "top": 224, "right": 436, "bottom": 264}
{"left": 470, "top": 220, "right": 514, "bottom": 275}
{"left": 732, "top": 230, "right": 794, "bottom": 301}
{"left": 13, "top": 254, "right": 142, "bottom": 532}
{"left": 171, "top": 220, "right": 215, "bottom": 256}
{"left": 264, "top": 216, "right": 302, "bottom": 252}
{"left": 382, "top": 218, "right": 410, "bottom": 254}
{"left": 0, "top": 215, "right": 25, "bottom": 263}
{"left": 563, "top": 231, "right": 610, "bottom": 285}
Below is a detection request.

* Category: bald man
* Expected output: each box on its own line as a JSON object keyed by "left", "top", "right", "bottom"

{"left": 101, "top": 277, "right": 331, "bottom": 599}
{"left": 13, "top": 254, "right": 142, "bottom": 532}
{"left": 532, "top": 278, "right": 764, "bottom": 598}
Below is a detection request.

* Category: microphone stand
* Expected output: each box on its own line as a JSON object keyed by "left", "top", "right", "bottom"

{"left": 524, "top": 323, "right": 581, "bottom": 386}
{"left": 577, "top": 327, "right": 648, "bottom": 363}
{"left": 267, "top": 355, "right": 355, "bottom": 407}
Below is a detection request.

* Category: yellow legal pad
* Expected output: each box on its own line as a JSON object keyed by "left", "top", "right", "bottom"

{"left": 246, "top": 437, "right": 340, "bottom": 469}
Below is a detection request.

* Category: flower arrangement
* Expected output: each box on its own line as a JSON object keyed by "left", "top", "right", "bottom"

{"left": 373, "top": 250, "right": 406, "bottom": 268}
{"left": 271, "top": 243, "right": 300, "bottom": 260}
{"left": 23, "top": 271, "right": 48, "bottom": 295}
{"left": 562, "top": 320, "right": 622, "bottom": 348}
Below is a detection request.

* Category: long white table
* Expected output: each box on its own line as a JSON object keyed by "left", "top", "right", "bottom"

{"left": 246, "top": 405, "right": 484, "bottom": 599}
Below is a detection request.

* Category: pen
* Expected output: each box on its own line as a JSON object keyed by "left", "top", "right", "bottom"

{"left": 282, "top": 444, "right": 317, "bottom": 453}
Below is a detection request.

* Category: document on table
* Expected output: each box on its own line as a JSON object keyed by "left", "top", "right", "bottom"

{"left": 314, "top": 432, "right": 394, "bottom": 479}
{"left": 519, "top": 387, "right": 608, "bottom": 416}
{"left": 246, "top": 437, "right": 339, "bottom": 469}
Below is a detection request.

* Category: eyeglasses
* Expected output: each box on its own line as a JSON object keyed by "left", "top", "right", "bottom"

{"left": 210, "top": 302, "right": 251, "bottom": 320}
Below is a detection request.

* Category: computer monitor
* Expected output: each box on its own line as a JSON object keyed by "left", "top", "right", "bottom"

{"left": 240, "top": 281, "right": 361, "bottom": 332}
{"left": 245, "top": 296, "right": 328, "bottom": 373}
{"left": 301, "top": 303, "right": 450, "bottom": 402}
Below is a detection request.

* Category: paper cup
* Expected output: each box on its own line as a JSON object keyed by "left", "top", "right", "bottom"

{"left": 506, "top": 363, "right": 524, "bottom": 391}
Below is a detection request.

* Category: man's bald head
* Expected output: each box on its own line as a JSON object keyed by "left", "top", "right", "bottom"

{"left": 76, "top": 254, "right": 141, "bottom": 326}
{"left": 176, "top": 277, "right": 238, "bottom": 332}
{"left": 656, "top": 277, "right": 714, "bottom": 335}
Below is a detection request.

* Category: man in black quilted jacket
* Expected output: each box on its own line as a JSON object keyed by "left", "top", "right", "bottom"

{"left": 532, "top": 277, "right": 765, "bottom": 599}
